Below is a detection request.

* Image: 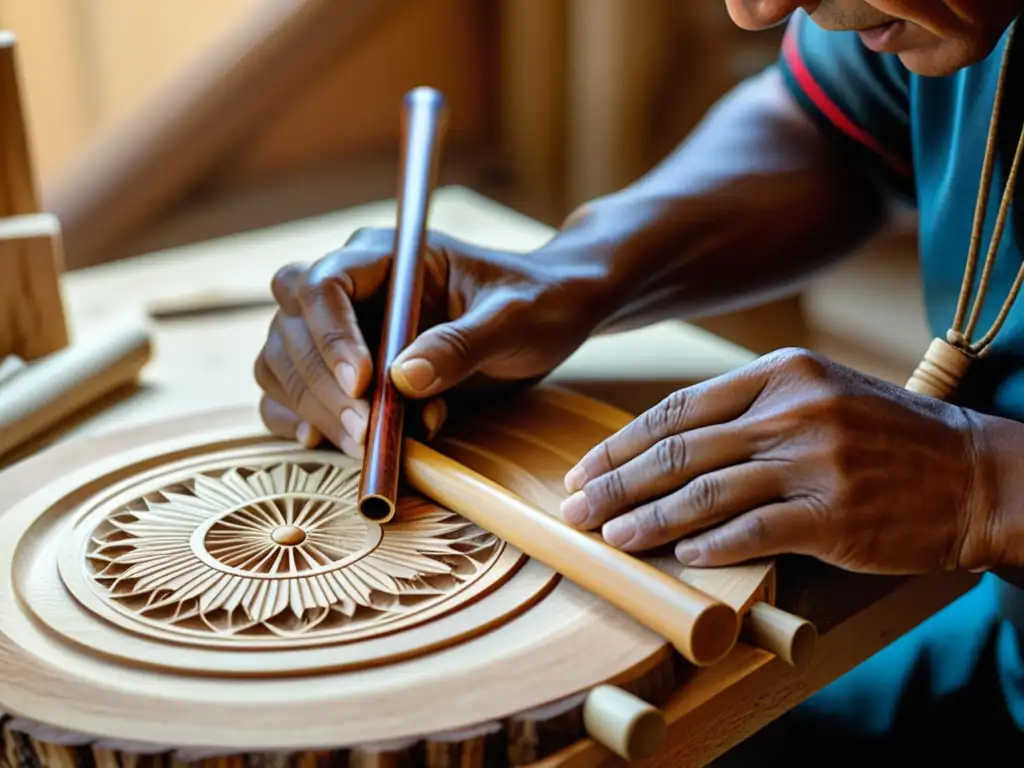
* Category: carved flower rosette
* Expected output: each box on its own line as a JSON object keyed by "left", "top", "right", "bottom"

{"left": 51, "top": 450, "right": 527, "bottom": 659}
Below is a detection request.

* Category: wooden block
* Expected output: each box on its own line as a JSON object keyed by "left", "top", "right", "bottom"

{"left": 0, "top": 31, "right": 39, "bottom": 217}
{"left": 0, "top": 213, "right": 69, "bottom": 360}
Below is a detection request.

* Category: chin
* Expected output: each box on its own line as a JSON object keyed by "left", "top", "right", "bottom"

{"left": 897, "top": 38, "right": 998, "bottom": 77}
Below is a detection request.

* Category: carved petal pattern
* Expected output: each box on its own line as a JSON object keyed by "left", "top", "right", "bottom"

{"left": 84, "top": 462, "right": 502, "bottom": 640}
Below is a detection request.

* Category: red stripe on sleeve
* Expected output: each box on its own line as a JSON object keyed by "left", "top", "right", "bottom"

{"left": 782, "top": 20, "right": 913, "bottom": 177}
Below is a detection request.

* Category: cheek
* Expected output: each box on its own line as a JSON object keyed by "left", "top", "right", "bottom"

{"left": 723, "top": 0, "right": 803, "bottom": 30}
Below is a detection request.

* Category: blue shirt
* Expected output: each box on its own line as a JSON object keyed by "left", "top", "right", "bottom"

{"left": 778, "top": 12, "right": 1024, "bottom": 420}
{"left": 776, "top": 12, "right": 1024, "bottom": 729}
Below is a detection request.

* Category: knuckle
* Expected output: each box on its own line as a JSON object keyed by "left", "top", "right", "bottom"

{"left": 594, "top": 470, "right": 628, "bottom": 507}
{"left": 295, "top": 345, "right": 326, "bottom": 386}
{"left": 279, "top": 360, "right": 312, "bottom": 413}
{"left": 770, "top": 346, "right": 830, "bottom": 380}
{"left": 253, "top": 352, "right": 275, "bottom": 392}
{"left": 644, "top": 390, "right": 689, "bottom": 437}
{"left": 317, "top": 328, "right": 355, "bottom": 356}
{"left": 431, "top": 323, "right": 474, "bottom": 361}
{"left": 686, "top": 475, "right": 719, "bottom": 518}
{"left": 741, "top": 511, "right": 771, "bottom": 546}
{"left": 640, "top": 503, "right": 672, "bottom": 539}
{"left": 296, "top": 271, "right": 329, "bottom": 306}
{"left": 271, "top": 262, "right": 306, "bottom": 294}
{"left": 655, "top": 435, "right": 688, "bottom": 475}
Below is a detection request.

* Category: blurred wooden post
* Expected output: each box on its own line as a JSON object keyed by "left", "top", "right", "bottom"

{"left": 0, "top": 32, "right": 69, "bottom": 361}
{"left": 499, "top": 0, "right": 568, "bottom": 222}
{"left": 566, "top": 0, "right": 672, "bottom": 208}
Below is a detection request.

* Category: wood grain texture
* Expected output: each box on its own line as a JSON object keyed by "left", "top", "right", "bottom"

{"left": 0, "top": 387, "right": 771, "bottom": 765}
{"left": 0, "top": 213, "right": 68, "bottom": 360}
{"left": 404, "top": 438, "right": 740, "bottom": 667}
{"left": 359, "top": 88, "right": 448, "bottom": 522}
{"left": 0, "top": 32, "right": 38, "bottom": 217}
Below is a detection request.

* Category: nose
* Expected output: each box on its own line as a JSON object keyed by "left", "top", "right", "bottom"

{"left": 724, "top": 0, "right": 809, "bottom": 30}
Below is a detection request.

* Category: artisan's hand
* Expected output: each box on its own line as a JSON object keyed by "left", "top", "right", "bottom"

{"left": 255, "top": 227, "right": 611, "bottom": 457}
{"left": 561, "top": 348, "right": 996, "bottom": 574}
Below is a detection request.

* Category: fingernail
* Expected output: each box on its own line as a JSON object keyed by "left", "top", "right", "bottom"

{"left": 335, "top": 362, "right": 358, "bottom": 397}
{"left": 560, "top": 491, "right": 590, "bottom": 526}
{"left": 603, "top": 518, "right": 634, "bottom": 548}
{"left": 564, "top": 465, "right": 587, "bottom": 493}
{"left": 393, "top": 358, "right": 437, "bottom": 393}
{"left": 423, "top": 400, "right": 448, "bottom": 440}
{"left": 296, "top": 421, "right": 322, "bottom": 449}
{"left": 675, "top": 542, "right": 700, "bottom": 565}
{"left": 341, "top": 409, "right": 367, "bottom": 443}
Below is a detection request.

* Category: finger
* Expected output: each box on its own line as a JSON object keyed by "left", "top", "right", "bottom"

{"left": 598, "top": 461, "right": 786, "bottom": 553}
{"left": 259, "top": 394, "right": 324, "bottom": 448}
{"left": 422, "top": 397, "right": 448, "bottom": 440}
{"left": 270, "top": 262, "right": 308, "bottom": 316}
{"left": 564, "top": 367, "right": 769, "bottom": 493}
{"left": 275, "top": 313, "right": 370, "bottom": 443}
{"left": 561, "top": 422, "right": 755, "bottom": 530}
{"left": 672, "top": 499, "right": 815, "bottom": 567}
{"left": 255, "top": 343, "right": 363, "bottom": 458}
{"left": 296, "top": 233, "right": 392, "bottom": 399}
{"left": 390, "top": 294, "right": 520, "bottom": 399}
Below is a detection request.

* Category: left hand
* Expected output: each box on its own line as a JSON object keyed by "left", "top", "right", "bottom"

{"left": 560, "top": 348, "right": 994, "bottom": 574}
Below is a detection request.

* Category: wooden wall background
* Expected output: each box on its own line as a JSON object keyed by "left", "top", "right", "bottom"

{"left": 0, "top": 0, "right": 923, "bottom": 381}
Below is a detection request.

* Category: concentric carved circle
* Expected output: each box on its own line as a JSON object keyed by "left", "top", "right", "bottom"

{"left": 52, "top": 452, "right": 529, "bottom": 653}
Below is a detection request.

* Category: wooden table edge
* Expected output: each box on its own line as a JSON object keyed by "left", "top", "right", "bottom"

{"left": 537, "top": 568, "right": 980, "bottom": 767}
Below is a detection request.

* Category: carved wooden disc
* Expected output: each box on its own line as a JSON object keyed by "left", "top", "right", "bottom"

{"left": 0, "top": 387, "right": 769, "bottom": 760}
{"left": 22, "top": 445, "right": 548, "bottom": 675}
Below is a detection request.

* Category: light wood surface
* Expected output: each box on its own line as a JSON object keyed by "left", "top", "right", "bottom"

{"left": 0, "top": 387, "right": 773, "bottom": 763}
{"left": 26, "top": 186, "right": 976, "bottom": 766}
{"left": 53, "top": 185, "right": 756, "bottom": 447}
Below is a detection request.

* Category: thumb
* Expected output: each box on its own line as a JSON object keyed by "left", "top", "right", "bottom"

{"left": 390, "top": 297, "right": 513, "bottom": 399}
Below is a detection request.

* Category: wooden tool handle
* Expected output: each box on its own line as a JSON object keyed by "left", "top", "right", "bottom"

{"left": 402, "top": 439, "right": 740, "bottom": 667}
{"left": 358, "top": 87, "right": 448, "bottom": 523}
{"left": 0, "top": 319, "right": 152, "bottom": 459}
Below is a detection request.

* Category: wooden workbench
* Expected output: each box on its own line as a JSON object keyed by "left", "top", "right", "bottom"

{"left": 17, "top": 186, "right": 978, "bottom": 766}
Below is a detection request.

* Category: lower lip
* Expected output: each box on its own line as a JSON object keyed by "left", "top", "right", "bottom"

{"left": 858, "top": 21, "right": 904, "bottom": 52}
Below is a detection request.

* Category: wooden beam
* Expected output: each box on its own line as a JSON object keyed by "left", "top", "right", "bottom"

{"left": 498, "top": 0, "right": 568, "bottom": 221}
{"left": 45, "top": 0, "right": 403, "bottom": 271}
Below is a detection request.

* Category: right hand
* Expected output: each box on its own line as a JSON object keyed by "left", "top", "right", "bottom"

{"left": 254, "top": 227, "right": 613, "bottom": 457}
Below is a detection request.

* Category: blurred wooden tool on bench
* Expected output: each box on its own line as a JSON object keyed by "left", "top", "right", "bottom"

{"left": 0, "top": 32, "right": 151, "bottom": 461}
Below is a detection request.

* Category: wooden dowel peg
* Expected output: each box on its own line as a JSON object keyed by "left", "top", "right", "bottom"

{"left": 583, "top": 685, "right": 666, "bottom": 761}
{"left": 744, "top": 601, "right": 817, "bottom": 667}
{"left": 402, "top": 439, "right": 740, "bottom": 667}
{"left": 0, "top": 355, "right": 26, "bottom": 386}
{"left": 358, "top": 86, "right": 449, "bottom": 523}
{"left": 0, "top": 319, "right": 152, "bottom": 459}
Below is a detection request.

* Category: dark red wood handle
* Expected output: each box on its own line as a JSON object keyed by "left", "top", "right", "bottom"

{"left": 358, "top": 87, "right": 448, "bottom": 522}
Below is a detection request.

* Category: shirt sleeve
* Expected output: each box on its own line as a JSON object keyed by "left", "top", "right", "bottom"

{"left": 777, "top": 10, "right": 915, "bottom": 201}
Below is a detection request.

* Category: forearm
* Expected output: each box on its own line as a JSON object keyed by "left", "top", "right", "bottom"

{"left": 538, "top": 67, "right": 891, "bottom": 331}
